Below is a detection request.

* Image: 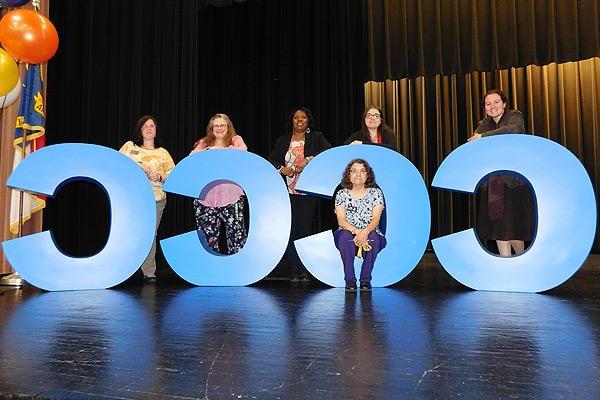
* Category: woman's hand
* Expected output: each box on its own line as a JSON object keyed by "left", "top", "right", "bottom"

{"left": 147, "top": 171, "right": 162, "bottom": 182}
{"left": 294, "top": 158, "right": 309, "bottom": 173}
{"left": 468, "top": 133, "right": 481, "bottom": 141}
{"left": 353, "top": 229, "right": 369, "bottom": 247}
{"left": 280, "top": 166, "right": 295, "bottom": 178}
{"left": 140, "top": 164, "right": 151, "bottom": 175}
{"left": 350, "top": 140, "right": 363, "bottom": 145}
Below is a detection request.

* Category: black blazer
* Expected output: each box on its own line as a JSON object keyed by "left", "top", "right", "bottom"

{"left": 343, "top": 129, "right": 398, "bottom": 151}
{"left": 269, "top": 130, "right": 332, "bottom": 170}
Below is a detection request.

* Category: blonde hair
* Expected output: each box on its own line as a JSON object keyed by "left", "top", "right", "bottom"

{"left": 197, "top": 113, "right": 237, "bottom": 147}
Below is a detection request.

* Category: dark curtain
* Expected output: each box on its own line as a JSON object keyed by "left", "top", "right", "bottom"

{"left": 367, "top": 0, "right": 600, "bottom": 80}
{"left": 44, "top": 0, "right": 366, "bottom": 261}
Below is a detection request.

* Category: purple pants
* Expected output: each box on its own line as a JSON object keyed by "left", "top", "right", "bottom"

{"left": 334, "top": 229, "right": 387, "bottom": 284}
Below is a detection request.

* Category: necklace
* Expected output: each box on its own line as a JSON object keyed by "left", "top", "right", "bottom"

{"left": 292, "top": 132, "right": 305, "bottom": 141}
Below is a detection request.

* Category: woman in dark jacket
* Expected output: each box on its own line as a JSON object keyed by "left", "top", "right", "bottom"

{"left": 344, "top": 105, "right": 397, "bottom": 151}
{"left": 269, "top": 107, "right": 331, "bottom": 282}
{"left": 468, "top": 89, "right": 533, "bottom": 256}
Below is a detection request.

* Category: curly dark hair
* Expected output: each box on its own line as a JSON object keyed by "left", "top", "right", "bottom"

{"left": 340, "top": 158, "right": 376, "bottom": 189}
{"left": 132, "top": 115, "right": 161, "bottom": 148}
{"left": 287, "top": 107, "right": 314, "bottom": 133}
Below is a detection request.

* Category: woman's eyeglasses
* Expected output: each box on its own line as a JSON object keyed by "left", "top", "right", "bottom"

{"left": 350, "top": 169, "right": 367, "bottom": 175}
{"left": 365, "top": 113, "right": 381, "bottom": 119}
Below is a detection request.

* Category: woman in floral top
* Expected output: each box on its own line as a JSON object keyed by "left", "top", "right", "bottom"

{"left": 119, "top": 115, "right": 175, "bottom": 283}
{"left": 334, "top": 158, "right": 386, "bottom": 292}
{"left": 269, "top": 107, "right": 331, "bottom": 283}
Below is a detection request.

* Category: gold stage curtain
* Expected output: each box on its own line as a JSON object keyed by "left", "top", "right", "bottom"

{"left": 365, "top": 57, "right": 600, "bottom": 249}
{"left": 0, "top": 2, "right": 49, "bottom": 274}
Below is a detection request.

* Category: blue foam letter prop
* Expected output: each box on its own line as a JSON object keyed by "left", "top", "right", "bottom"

{"left": 294, "top": 145, "right": 431, "bottom": 287}
{"left": 160, "top": 150, "right": 291, "bottom": 286}
{"left": 432, "top": 135, "right": 596, "bottom": 292}
{"left": 2, "top": 144, "right": 156, "bottom": 291}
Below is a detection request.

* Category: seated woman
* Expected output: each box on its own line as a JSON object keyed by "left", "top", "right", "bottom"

{"left": 191, "top": 113, "right": 248, "bottom": 254}
{"left": 334, "top": 158, "right": 386, "bottom": 292}
{"left": 344, "top": 105, "right": 397, "bottom": 151}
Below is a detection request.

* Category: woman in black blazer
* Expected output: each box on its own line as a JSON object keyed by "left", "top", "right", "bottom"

{"left": 269, "top": 107, "right": 331, "bottom": 283}
{"left": 344, "top": 105, "right": 397, "bottom": 151}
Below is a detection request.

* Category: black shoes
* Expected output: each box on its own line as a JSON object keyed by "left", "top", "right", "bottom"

{"left": 143, "top": 276, "right": 157, "bottom": 284}
{"left": 345, "top": 281, "right": 371, "bottom": 292}
{"left": 290, "top": 273, "right": 311, "bottom": 284}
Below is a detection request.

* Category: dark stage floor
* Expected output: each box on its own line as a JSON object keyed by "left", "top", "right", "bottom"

{"left": 1, "top": 252, "right": 600, "bottom": 399}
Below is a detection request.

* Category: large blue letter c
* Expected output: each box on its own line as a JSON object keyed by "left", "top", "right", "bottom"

{"left": 160, "top": 150, "right": 291, "bottom": 286}
{"left": 294, "top": 145, "right": 431, "bottom": 287}
{"left": 2, "top": 144, "right": 157, "bottom": 291}
{"left": 432, "top": 135, "right": 597, "bottom": 292}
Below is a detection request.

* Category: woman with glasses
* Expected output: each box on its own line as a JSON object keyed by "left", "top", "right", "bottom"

{"left": 269, "top": 107, "right": 332, "bottom": 283}
{"left": 334, "top": 158, "right": 386, "bottom": 292}
{"left": 191, "top": 113, "right": 248, "bottom": 255}
{"left": 344, "top": 105, "right": 397, "bottom": 151}
{"left": 119, "top": 115, "right": 175, "bottom": 283}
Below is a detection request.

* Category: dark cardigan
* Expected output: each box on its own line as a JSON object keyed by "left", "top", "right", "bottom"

{"left": 268, "top": 130, "right": 332, "bottom": 170}
{"left": 343, "top": 128, "right": 398, "bottom": 151}
{"left": 475, "top": 110, "right": 525, "bottom": 137}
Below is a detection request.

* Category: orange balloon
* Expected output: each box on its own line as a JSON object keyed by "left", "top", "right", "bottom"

{"left": 0, "top": 9, "right": 59, "bottom": 64}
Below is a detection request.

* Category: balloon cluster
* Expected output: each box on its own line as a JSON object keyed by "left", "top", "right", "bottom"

{"left": 0, "top": 1, "right": 59, "bottom": 108}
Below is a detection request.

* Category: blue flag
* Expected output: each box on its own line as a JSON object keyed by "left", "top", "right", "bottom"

{"left": 14, "top": 64, "right": 45, "bottom": 150}
{"left": 10, "top": 64, "right": 46, "bottom": 234}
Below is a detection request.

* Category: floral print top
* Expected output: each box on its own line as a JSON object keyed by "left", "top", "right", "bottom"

{"left": 335, "top": 187, "right": 385, "bottom": 236}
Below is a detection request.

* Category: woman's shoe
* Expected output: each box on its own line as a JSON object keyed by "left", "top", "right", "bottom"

{"left": 359, "top": 282, "right": 372, "bottom": 291}
{"left": 345, "top": 282, "right": 357, "bottom": 292}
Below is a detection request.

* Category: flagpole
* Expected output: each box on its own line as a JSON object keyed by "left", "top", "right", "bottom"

{"left": 0, "top": 115, "right": 25, "bottom": 286}
{"left": 0, "top": 68, "right": 26, "bottom": 288}
{"left": 1, "top": 134, "right": 28, "bottom": 287}
{"left": 1, "top": 2, "right": 44, "bottom": 287}
{"left": 0, "top": 74, "right": 23, "bottom": 287}
{"left": 18, "top": 127, "right": 26, "bottom": 239}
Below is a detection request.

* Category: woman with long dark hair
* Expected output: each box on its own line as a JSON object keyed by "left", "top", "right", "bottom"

{"left": 344, "top": 105, "right": 397, "bottom": 150}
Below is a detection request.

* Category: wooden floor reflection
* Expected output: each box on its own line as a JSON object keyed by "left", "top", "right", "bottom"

{"left": 1, "top": 253, "right": 600, "bottom": 399}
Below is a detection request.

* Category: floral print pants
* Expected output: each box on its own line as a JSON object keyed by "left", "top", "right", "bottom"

{"left": 193, "top": 196, "right": 247, "bottom": 255}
